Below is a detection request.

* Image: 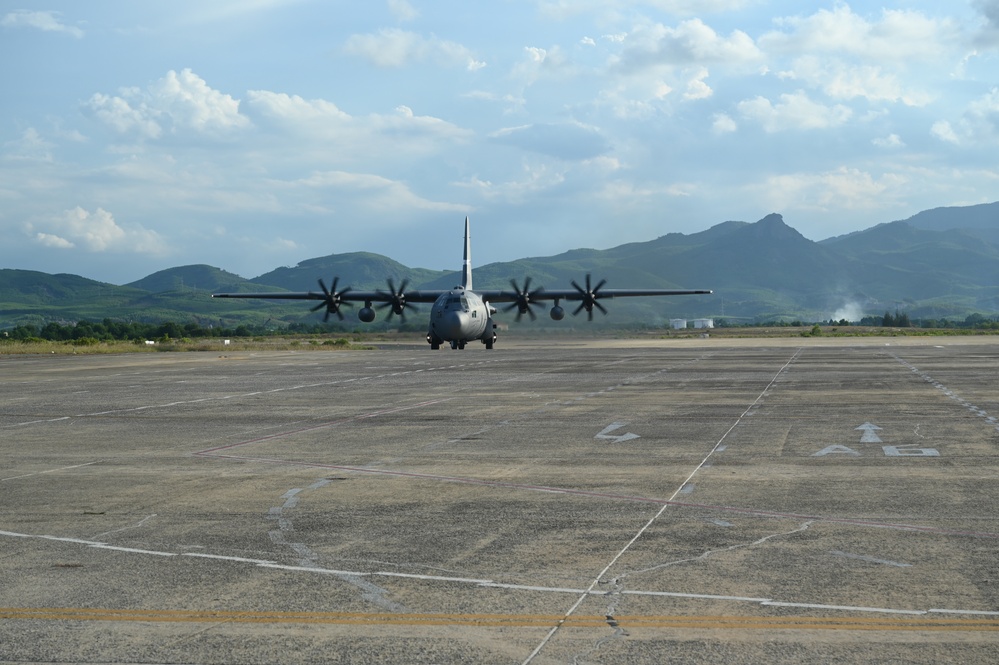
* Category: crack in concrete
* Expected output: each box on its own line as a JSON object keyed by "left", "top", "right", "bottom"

{"left": 268, "top": 479, "right": 408, "bottom": 612}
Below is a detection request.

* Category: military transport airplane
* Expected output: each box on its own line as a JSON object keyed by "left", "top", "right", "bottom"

{"left": 213, "top": 218, "right": 712, "bottom": 350}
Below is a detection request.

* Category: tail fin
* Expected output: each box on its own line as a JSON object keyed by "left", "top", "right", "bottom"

{"left": 462, "top": 216, "right": 472, "bottom": 290}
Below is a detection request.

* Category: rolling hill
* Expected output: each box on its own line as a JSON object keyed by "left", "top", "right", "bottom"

{"left": 2, "top": 203, "right": 997, "bottom": 329}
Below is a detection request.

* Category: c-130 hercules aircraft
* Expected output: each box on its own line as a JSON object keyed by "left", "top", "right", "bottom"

{"left": 213, "top": 218, "right": 712, "bottom": 350}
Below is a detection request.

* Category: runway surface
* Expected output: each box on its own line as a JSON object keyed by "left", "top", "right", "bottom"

{"left": 2, "top": 337, "right": 998, "bottom": 663}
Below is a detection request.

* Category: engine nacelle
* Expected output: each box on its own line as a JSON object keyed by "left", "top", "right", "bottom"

{"left": 550, "top": 305, "right": 565, "bottom": 321}
{"left": 358, "top": 307, "right": 376, "bottom": 323}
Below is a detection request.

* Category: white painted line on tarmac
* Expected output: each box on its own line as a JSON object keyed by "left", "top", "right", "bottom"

{"left": 8, "top": 416, "right": 71, "bottom": 428}
{"left": 182, "top": 553, "right": 277, "bottom": 565}
{"left": 1, "top": 461, "right": 98, "bottom": 482}
{"left": 90, "top": 544, "right": 177, "bottom": 557}
{"left": 522, "top": 348, "right": 805, "bottom": 665}
{"left": 0, "top": 526, "right": 994, "bottom": 619}
{"left": 624, "top": 590, "right": 771, "bottom": 603}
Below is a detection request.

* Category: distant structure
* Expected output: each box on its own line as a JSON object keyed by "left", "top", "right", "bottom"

{"left": 669, "top": 319, "right": 687, "bottom": 330}
{"left": 692, "top": 318, "right": 715, "bottom": 329}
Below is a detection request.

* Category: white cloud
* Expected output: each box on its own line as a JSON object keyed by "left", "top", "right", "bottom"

{"left": 872, "top": 133, "right": 905, "bottom": 148}
{"left": 344, "top": 28, "right": 485, "bottom": 71}
{"left": 30, "top": 207, "right": 167, "bottom": 254}
{"left": 931, "top": 120, "right": 961, "bottom": 144}
{"left": 683, "top": 68, "right": 712, "bottom": 100}
{"left": 86, "top": 93, "right": 163, "bottom": 139}
{"left": 761, "top": 5, "right": 960, "bottom": 62}
{"left": 783, "top": 56, "right": 932, "bottom": 107}
{"left": 737, "top": 91, "right": 852, "bottom": 132}
{"left": 147, "top": 69, "right": 250, "bottom": 133}
{"left": 930, "top": 87, "right": 999, "bottom": 145}
{"left": 757, "top": 167, "right": 907, "bottom": 213}
{"left": 456, "top": 163, "right": 567, "bottom": 204}
{"left": 246, "top": 91, "right": 471, "bottom": 149}
{"left": 245, "top": 91, "right": 350, "bottom": 124}
{"left": 292, "top": 171, "right": 467, "bottom": 213}
{"left": 614, "top": 18, "right": 763, "bottom": 73}
{"left": 86, "top": 69, "right": 249, "bottom": 139}
{"left": 511, "top": 45, "right": 577, "bottom": 87}
{"left": 712, "top": 113, "right": 737, "bottom": 134}
{"left": 1, "top": 10, "right": 83, "bottom": 38}
{"left": 35, "top": 232, "right": 74, "bottom": 249}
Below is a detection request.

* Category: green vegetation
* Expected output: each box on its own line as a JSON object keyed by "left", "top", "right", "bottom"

{"left": 0, "top": 319, "right": 374, "bottom": 354}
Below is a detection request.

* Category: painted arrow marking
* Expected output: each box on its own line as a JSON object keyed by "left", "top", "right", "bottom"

{"left": 595, "top": 422, "right": 640, "bottom": 444}
{"left": 856, "top": 423, "right": 883, "bottom": 443}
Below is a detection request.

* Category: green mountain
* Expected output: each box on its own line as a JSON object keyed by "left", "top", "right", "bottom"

{"left": 252, "top": 252, "right": 449, "bottom": 291}
{"left": 126, "top": 265, "right": 252, "bottom": 293}
{"left": 2, "top": 203, "right": 998, "bottom": 329}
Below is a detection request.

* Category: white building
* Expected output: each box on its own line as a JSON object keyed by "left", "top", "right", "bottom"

{"left": 669, "top": 319, "right": 687, "bottom": 330}
{"left": 692, "top": 319, "right": 715, "bottom": 329}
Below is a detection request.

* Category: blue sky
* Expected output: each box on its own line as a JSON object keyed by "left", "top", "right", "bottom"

{"left": 2, "top": 1, "right": 998, "bottom": 284}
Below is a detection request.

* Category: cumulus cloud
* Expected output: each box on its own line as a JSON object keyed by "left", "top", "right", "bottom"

{"left": 782, "top": 56, "right": 932, "bottom": 106}
{"left": 931, "top": 120, "right": 961, "bottom": 144}
{"left": 1, "top": 10, "right": 83, "bottom": 38}
{"left": 761, "top": 5, "right": 959, "bottom": 62}
{"left": 244, "top": 91, "right": 472, "bottom": 154}
{"left": 29, "top": 207, "right": 167, "bottom": 254}
{"left": 614, "top": 18, "right": 763, "bottom": 73}
{"left": 738, "top": 91, "right": 852, "bottom": 132}
{"left": 712, "top": 113, "right": 737, "bottom": 134}
{"left": 683, "top": 68, "right": 712, "bottom": 100}
{"left": 85, "top": 69, "right": 250, "bottom": 139}
{"left": 344, "top": 28, "right": 485, "bottom": 71}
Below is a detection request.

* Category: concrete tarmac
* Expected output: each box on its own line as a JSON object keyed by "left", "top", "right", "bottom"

{"left": 1, "top": 337, "right": 998, "bottom": 663}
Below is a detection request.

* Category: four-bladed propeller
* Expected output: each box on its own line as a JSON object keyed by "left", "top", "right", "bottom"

{"left": 310, "top": 278, "right": 352, "bottom": 322}
{"left": 503, "top": 277, "right": 545, "bottom": 321}
{"left": 310, "top": 274, "right": 611, "bottom": 323}
{"left": 376, "top": 278, "right": 417, "bottom": 321}
{"left": 571, "top": 273, "right": 608, "bottom": 321}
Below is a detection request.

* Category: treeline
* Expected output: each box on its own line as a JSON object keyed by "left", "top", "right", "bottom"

{"left": 718, "top": 311, "right": 999, "bottom": 329}
{"left": 2, "top": 319, "right": 271, "bottom": 342}
{"left": 855, "top": 311, "right": 999, "bottom": 329}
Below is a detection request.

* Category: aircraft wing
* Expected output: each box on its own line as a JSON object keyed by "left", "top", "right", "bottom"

{"left": 211, "top": 289, "right": 446, "bottom": 304}
{"left": 212, "top": 281, "right": 448, "bottom": 322}
{"left": 477, "top": 288, "right": 713, "bottom": 302}
{"left": 476, "top": 275, "right": 712, "bottom": 321}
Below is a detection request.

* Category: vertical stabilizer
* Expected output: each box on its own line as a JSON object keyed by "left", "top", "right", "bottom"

{"left": 462, "top": 216, "right": 472, "bottom": 290}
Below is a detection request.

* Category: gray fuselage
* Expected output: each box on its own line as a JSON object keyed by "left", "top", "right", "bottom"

{"left": 427, "top": 287, "right": 493, "bottom": 347}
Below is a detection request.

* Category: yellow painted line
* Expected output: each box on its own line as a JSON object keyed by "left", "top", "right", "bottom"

{"left": 1, "top": 608, "right": 998, "bottom": 631}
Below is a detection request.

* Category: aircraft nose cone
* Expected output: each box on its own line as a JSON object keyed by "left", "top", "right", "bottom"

{"left": 434, "top": 311, "right": 468, "bottom": 340}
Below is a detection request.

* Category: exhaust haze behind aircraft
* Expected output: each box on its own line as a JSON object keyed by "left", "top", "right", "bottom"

{"left": 213, "top": 218, "right": 713, "bottom": 349}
